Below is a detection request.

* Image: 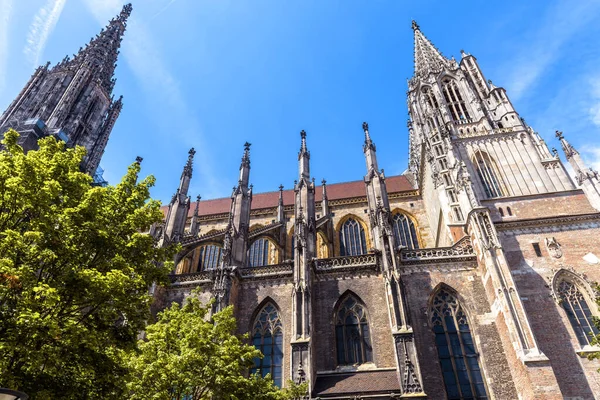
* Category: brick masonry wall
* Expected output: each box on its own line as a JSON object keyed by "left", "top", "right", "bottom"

{"left": 402, "top": 267, "right": 519, "bottom": 399}
{"left": 501, "top": 222, "right": 600, "bottom": 399}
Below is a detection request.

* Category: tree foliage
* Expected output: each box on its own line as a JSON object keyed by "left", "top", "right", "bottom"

{"left": 0, "top": 130, "right": 174, "bottom": 398}
{"left": 125, "top": 292, "right": 308, "bottom": 400}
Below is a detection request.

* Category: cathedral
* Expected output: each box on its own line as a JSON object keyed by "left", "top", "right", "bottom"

{"left": 3, "top": 4, "right": 600, "bottom": 400}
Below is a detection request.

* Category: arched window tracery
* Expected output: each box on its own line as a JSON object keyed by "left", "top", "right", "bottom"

{"left": 197, "top": 244, "right": 223, "bottom": 271}
{"left": 335, "top": 294, "right": 373, "bottom": 366}
{"left": 442, "top": 79, "right": 471, "bottom": 123}
{"left": 473, "top": 151, "right": 505, "bottom": 198}
{"left": 392, "top": 212, "right": 420, "bottom": 250}
{"left": 554, "top": 273, "right": 600, "bottom": 347}
{"left": 430, "top": 288, "right": 488, "bottom": 400}
{"left": 339, "top": 217, "right": 367, "bottom": 256}
{"left": 248, "top": 237, "right": 278, "bottom": 267}
{"left": 250, "top": 302, "right": 284, "bottom": 387}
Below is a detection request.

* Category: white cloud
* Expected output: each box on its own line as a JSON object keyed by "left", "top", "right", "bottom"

{"left": 24, "top": 0, "right": 67, "bottom": 67}
{"left": 503, "top": 1, "right": 600, "bottom": 101}
{"left": 0, "top": 0, "right": 13, "bottom": 93}
{"left": 588, "top": 77, "right": 600, "bottom": 127}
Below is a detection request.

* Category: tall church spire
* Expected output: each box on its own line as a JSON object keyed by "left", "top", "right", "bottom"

{"left": 67, "top": 3, "right": 132, "bottom": 93}
{"left": 363, "top": 122, "right": 379, "bottom": 173}
{"left": 412, "top": 20, "right": 451, "bottom": 79}
{"left": 162, "top": 148, "right": 195, "bottom": 245}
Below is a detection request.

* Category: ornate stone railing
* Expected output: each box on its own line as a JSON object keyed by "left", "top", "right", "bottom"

{"left": 170, "top": 271, "right": 212, "bottom": 286}
{"left": 314, "top": 254, "right": 379, "bottom": 272}
{"left": 399, "top": 236, "right": 475, "bottom": 265}
{"left": 248, "top": 222, "right": 283, "bottom": 239}
{"left": 238, "top": 262, "right": 294, "bottom": 279}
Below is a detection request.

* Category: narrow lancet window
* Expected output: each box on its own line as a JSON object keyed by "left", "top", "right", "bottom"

{"left": 442, "top": 80, "right": 471, "bottom": 123}
{"left": 392, "top": 213, "right": 420, "bottom": 249}
{"left": 431, "top": 289, "right": 488, "bottom": 400}
{"left": 248, "top": 237, "right": 272, "bottom": 267}
{"left": 335, "top": 294, "right": 373, "bottom": 366}
{"left": 251, "top": 303, "right": 284, "bottom": 387}
{"left": 556, "top": 278, "right": 600, "bottom": 347}
{"left": 198, "top": 244, "right": 223, "bottom": 271}
{"left": 339, "top": 218, "right": 367, "bottom": 256}
{"left": 473, "top": 151, "right": 504, "bottom": 198}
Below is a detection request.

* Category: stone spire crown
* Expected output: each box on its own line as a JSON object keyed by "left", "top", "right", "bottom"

{"left": 182, "top": 147, "right": 196, "bottom": 178}
{"left": 412, "top": 20, "right": 451, "bottom": 79}
{"left": 65, "top": 3, "right": 132, "bottom": 93}
{"left": 556, "top": 130, "right": 578, "bottom": 159}
{"left": 298, "top": 130, "right": 310, "bottom": 180}
{"left": 239, "top": 142, "right": 251, "bottom": 186}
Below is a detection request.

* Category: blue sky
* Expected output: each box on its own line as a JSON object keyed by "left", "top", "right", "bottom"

{"left": 1, "top": 0, "right": 600, "bottom": 203}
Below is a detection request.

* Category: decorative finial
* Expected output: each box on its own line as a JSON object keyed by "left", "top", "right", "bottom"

{"left": 196, "top": 194, "right": 201, "bottom": 202}
{"left": 555, "top": 130, "right": 564, "bottom": 140}
{"left": 300, "top": 130, "right": 306, "bottom": 139}
{"left": 279, "top": 184, "right": 284, "bottom": 192}
{"left": 120, "top": 3, "right": 133, "bottom": 21}
{"left": 411, "top": 20, "right": 420, "bottom": 31}
{"left": 188, "top": 147, "right": 196, "bottom": 158}
{"left": 551, "top": 147, "right": 558, "bottom": 157}
{"left": 321, "top": 179, "right": 327, "bottom": 186}
{"left": 362, "top": 122, "right": 369, "bottom": 132}
{"left": 135, "top": 156, "right": 143, "bottom": 164}
{"left": 300, "top": 130, "right": 308, "bottom": 153}
{"left": 244, "top": 142, "right": 251, "bottom": 151}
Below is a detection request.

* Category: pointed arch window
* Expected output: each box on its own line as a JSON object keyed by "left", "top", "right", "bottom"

{"left": 431, "top": 289, "right": 488, "bottom": 400}
{"left": 473, "top": 151, "right": 505, "bottom": 198}
{"left": 335, "top": 294, "right": 373, "bottom": 366}
{"left": 197, "top": 244, "right": 223, "bottom": 271}
{"left": 442, "top": 79, "right": 471, "bottom": 123}
{"left": 339, "top": 218, "right": 367, "bottom": 256}
{"left": 555, "top": 276, "right": 599, "bottom": 347}
{"left": 248, "top": 237, "right": 273, "bottom": 267}
{"left": 392, "top": 213, "right": 420, "bottom": 250}
{"left": 250, "top": 303, "right": 284, "bottom": 387}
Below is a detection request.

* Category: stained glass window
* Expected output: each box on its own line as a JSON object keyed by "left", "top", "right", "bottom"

{"left": 249, "top": 238, "right": 271, "bottom": 267}
{"left": 556, "top": 279, "right": 599, "bottom": 347}
{"left": 251, "top": 303, "right": 284, "bottom": 387}
{"left": 431, "top": 289, "right": 488, "bottom": 400}
{"left": 335, "top": 295, "right": 373, "bottom": 366}
{"left": 197, "top": 244, "right": 223, "bottom": 271}
{"left": 339, "top": 218, "right": 367, "bottom": 256}
{"left": 392, "top": 213, "right": 419, "bottom": 249}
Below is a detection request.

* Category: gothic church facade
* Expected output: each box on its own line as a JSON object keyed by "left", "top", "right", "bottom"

{"left": 157, "top": 21, "right": 600, "bottom": 400}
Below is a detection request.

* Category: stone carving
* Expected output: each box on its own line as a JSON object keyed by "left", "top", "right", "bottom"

{"left": 545, "top": 237, "right": 562, "bottom": 259}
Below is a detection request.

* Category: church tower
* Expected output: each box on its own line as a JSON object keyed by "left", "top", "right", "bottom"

{"left": 0, "top": 4, "right": 132, "bottom": 175}
{"left": 407, "top": 21, "right": 574, "bottom": 246}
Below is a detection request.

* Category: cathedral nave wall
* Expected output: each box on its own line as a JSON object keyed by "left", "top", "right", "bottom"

{"left": 402, "top": 267, "right": 519, "bottom": 400}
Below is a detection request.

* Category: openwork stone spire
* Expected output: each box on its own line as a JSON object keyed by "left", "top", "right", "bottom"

{"left": 412, "top": 20, "right": 451, "bottom": 79}
{"left": 65, "top": 3, "right": 132, "bottom": 93}
{"left": 298, "top": 130, "right": 310, "bottom": 180}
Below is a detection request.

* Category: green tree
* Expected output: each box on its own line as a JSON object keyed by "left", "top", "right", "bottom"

{"left": 125, "top": 292, "right": 308, "bottom": 400}
{"left": 0, "top": 130, "right": 174, "bottom": 398}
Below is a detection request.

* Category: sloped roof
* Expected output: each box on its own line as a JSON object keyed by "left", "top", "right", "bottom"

{"left": 313, "top": 369, "right": 401, "bottom": 396}
{"left": 161, "top": 174, "right": 414, "bottom": 218}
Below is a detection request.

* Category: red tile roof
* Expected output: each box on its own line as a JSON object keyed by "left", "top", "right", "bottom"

{"left": 313, "top": 369, "right": 401, "bottom": 396}
{"left": 161, "top": 174, "right": 414, "bottom": 218}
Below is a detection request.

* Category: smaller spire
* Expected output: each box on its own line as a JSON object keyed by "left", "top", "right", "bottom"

{"left": 321, "top": 179, "right": 328, "bottom": 199}
{"left": 321, "top": 179, "right": 330, "bottom": 217}
{"left": 411, "top": 20, "right": 420, "bottom": 31}
{"left": 300, "top": 130, "right": 308, "bottom": 153}
{"left": 363, "top": 121, "right": 376, "bottom": 152}
{"left": 277, "top": 185, "right": 285, "bottom": 222}
{"left": 556, "top": 130, "right": 578, "bottom": 159}
{"left": 298, "top": 130, "right": 310, "bottom": 180}
{"left": 183, "top": 147, "right": 196, "bottom": 177}
{"left": 190, "top": 195, "right": 201, "bottom": 236}
{"left": 135, "top": 156, "right": 143, "bottom": 164}
{"left": 238, "top": 142, "right": 251, "bottom": 187}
